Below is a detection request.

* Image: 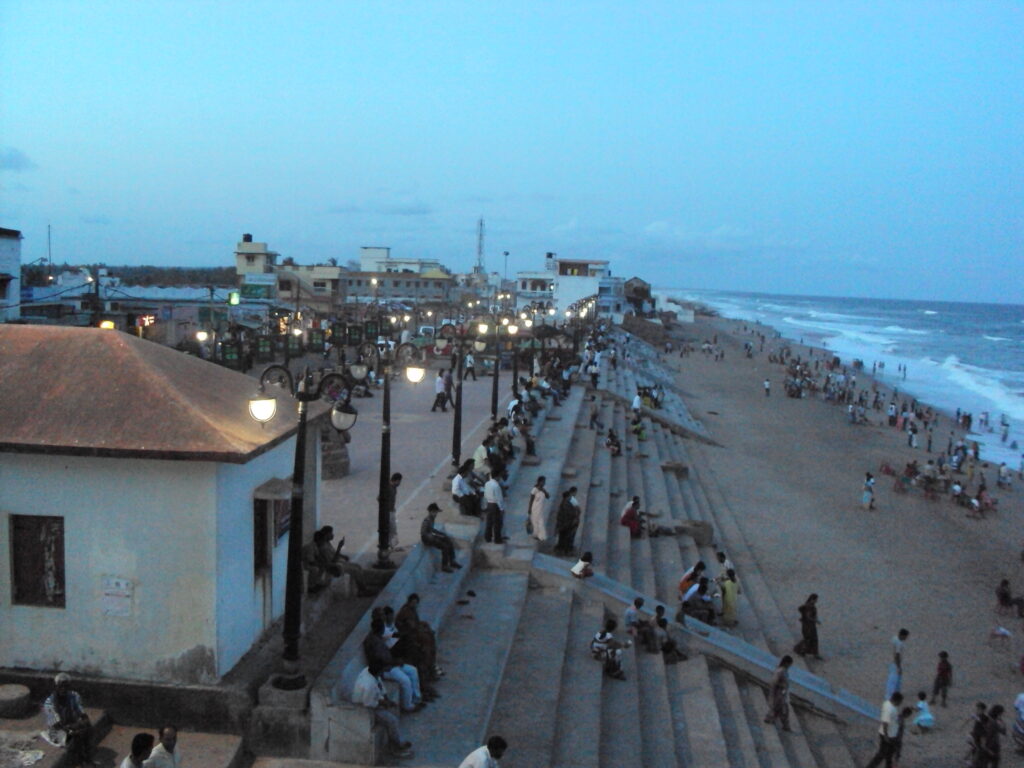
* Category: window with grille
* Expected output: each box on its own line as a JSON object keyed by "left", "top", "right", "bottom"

{"left": 10, "top": 515, "right": 66, "bottom": 608}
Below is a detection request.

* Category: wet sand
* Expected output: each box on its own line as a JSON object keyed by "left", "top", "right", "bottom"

{"left": 666, "top": 313, "right": 1022, "bottom": 766}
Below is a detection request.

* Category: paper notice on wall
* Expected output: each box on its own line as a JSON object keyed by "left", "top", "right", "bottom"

{"left": 101, "top": 576, "right": 133, "bottom": 616}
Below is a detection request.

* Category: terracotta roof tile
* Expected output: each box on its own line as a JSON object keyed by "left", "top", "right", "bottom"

{"left": 0, "top": 325, "right": 327, "bottom": 463}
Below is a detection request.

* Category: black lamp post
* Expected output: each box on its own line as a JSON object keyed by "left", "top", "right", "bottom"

{"left": 446, "top": 331, "right": 488, "bottom": 467}
{"left": 250, "top": 366, "right": 359, "bottom": 680}
{"left": 369, "top": 344, "right": 426, "bottom": 568}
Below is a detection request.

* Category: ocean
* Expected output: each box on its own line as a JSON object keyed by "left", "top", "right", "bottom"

{"left": 657, "top": 288, "right": 1024, "bottom": 469}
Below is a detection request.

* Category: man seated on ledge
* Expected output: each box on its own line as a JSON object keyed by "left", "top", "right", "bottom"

{"left": 420, "top": 503, "right": 463, "bottom": 572}
{"left": 302, "top": 525, "right": 375, "bottom": 596}
{"left": 44, "top": 673, "right": 94, "bottom": 768}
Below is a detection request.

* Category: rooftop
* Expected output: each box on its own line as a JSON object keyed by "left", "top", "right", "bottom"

{"left": 0, "top": 325, "right": 325, "bottom": 462}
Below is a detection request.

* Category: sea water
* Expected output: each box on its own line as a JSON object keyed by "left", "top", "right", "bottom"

{"left": 658, "top": 288, "right": 1024, "bottom": 470}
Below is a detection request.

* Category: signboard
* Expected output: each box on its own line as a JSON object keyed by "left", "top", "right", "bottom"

{"left": 244, "top": 273, "right": 278, "bottom": 285}
{"left": 346, "top": 325, "right": 363, "bottom": 346}
{"left": 364, "top": 319, "right": 379, "bottom": 338}
{"left": 101, "top": 576, "right": 134, "bottom": 617}
{"left": 287, "top": 333, "right": 303, "bottom": 356}
{"left": 255, "top": 335, "right": 274, "bottom": 362}
{"left": 222, "top": 342, "right": 240, "bottom": 369}
{"left": 308, "top": 329, "right": 325, "bottom": 353}
{"left": 241, "top": 284, "right": 272, "bottom": 300}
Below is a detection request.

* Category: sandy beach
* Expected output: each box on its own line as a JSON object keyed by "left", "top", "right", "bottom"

{"left": 665, "top": 312, "right": 1022, "bottom": 766}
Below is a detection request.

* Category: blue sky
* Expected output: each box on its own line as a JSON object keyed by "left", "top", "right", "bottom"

{"left": 2, "top": 2, "right": 1021, "bottom": 302}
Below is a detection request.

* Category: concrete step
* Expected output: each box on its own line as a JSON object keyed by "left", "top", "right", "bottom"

{"left": 707, "top": 661, "right": 765, "bottom": 768}
{"left": 501, "top": 386, "right": 588, "bottom": 557}
{"left": 632, "top": 646, "right": 682, "bottom": 768}
{"left": 551, "top": 597, "right": 605, "bottom": 768}
{"left": 597, "top": 612, "right": 642, "bottom": 768}
{"left": 579, "top": 399, "right": 614, "bottom": 568}
{"left": 605, "top": 406, "right": 631, "bottom": 584}
{"left": 400, "top": 570, "right": 529, "bottom": 765}
{"left": 735, "top": 675, "right": 795, "bottom": 768}
{"left": 792, "top": 707, "right": 859, "bottom": 768}
{"left": 486, "top": 584, "right": 575, "bottom": 768}
{"left": 667, "top": 656, "right": 730, "bottom": 768}
{"left": 94, "top": 725, "right": 244, "bottom": 768}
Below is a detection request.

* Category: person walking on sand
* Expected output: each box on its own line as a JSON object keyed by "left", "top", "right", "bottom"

{"left": 526, "top": 476, "right": 550, "bottom": 541}
{"left": 795, "top": 593, "right": 822, "bottom": 659}
{"left": 865, "top": 692, "right": 903, "bottom": 768}
{"left": 764, "top": 378, "right": 771, "bottom": 397}
{"left": 862, "top": 472, "right": 876, "bottom": 510}
{"left": 886, "top": 629, "right": 909, "bottom": 699}
{"left": 763, "top": 655, "right": 793, "bottom": 731}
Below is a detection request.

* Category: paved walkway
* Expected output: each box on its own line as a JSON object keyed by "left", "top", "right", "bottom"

{"left": 319, "top": 368, "right": 509, "bottom": 566}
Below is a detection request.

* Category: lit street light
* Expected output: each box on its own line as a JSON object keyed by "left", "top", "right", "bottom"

{"left": 250, "top": 365, "right": 359, "bottom": 683}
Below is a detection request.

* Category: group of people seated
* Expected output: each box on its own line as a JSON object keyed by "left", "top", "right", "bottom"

{"left": 43, "top": 673, "right": 182, "bottom": 768}
{"left": 352, "top": 595, "right": 445, "bottom": 758}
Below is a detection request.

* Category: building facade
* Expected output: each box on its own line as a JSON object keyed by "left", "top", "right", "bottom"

{"left": 0, "top": 228, "right": 22, "bottom": 322}
{"left": 0, "top": 326, "right": 324, "bottom": 683}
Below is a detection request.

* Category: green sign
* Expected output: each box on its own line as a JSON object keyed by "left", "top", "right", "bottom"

{"left": 308, "top": 329, "right": 325, "bottom": 352}
{"left": 346, "top": 325, "right": 363, "bottom": 345}
{"left": 240, "top": 284, "right": 271, "bottom": 299}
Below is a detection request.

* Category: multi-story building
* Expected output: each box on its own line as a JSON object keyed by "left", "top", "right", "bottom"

{"left": 234, "top": 235, "right": 457, "bottom": 315}
{"left": 515, "top": 252, "right": 625, "bottom": 316}
{"left": 0, "top": 228, "right": 22, "bottom": 322}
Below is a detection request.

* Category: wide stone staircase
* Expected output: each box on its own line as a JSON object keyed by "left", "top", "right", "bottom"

{"left": 271, "top": 332, "right": 878, "bottom": 768}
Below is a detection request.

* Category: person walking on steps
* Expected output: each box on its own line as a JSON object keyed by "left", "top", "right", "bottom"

{"left": 763, "top": 655, "right": 793, "bottom": 732}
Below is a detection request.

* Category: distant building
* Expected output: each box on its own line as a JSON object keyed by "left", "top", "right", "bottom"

{"left": 515, "top": 252, "right": 625, "bottom": 315}
{"left": 0, "top": 325, "right": 327, "bottom": 683}
{"left": 0, "top": 228, "right": 22, "bottom": 322}
{"left": 233, "top": 235, "right": 456, "bottom": 314}
{"left": 624, "top": 276, "right": 656, "bottom": 314}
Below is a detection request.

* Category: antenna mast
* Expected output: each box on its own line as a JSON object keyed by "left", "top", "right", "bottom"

{"left": 475, "top": 217, "right": 485, "bottom": 275}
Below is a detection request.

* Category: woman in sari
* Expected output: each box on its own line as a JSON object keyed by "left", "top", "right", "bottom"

{"left": 719, "top": 569, "right": 740, "bottom": 628}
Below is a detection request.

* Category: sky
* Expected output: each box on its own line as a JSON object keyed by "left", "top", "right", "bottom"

{"left": 1, "top": 2, "right": 1021, "bottom": 302}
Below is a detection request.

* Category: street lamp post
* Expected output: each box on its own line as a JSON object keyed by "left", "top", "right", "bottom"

{"left": 372, "top": 345, "right": 425, "bottom": 568}
{"left": 446, "top": 331, "right": 488, "bottom": 467}
{"left": 250, "top": 366, "right": 359, "bottom": 681}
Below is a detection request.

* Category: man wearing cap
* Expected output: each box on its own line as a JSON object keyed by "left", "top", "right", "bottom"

{"left": 420, "top": 503, "right": 462, "bottom": 572}
{"left": 44, "top": 673, "right": 94, "bottom": 767}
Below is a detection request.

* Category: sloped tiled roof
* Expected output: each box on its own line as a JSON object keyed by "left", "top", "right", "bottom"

{"left": 0, "top": 325, "right": 327, "bottom": 463}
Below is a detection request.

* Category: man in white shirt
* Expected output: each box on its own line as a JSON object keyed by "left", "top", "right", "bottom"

{"left": 632, "top": 391, "right": 642, "bottom": 413}
{"left": 452, "top": 464, "right": 479, "bottom": 517}
{"left": 430, "top": 370, "right": 447, "bottom": 412}
{"left": 865, "top": 692, "right": 903, "bottom": 768}
{"left": 483, "top": 472, "right": 506, "bottom": 543}
{"left": 458, "top": 735, "right": 508, "bottom": 768}
{"left": 351, "top": 662, "right": 413, "bottom": 759}
{"left": 142, "top": 726, "right": 181, "bottom": 768}
{"left": 120, "top": 733, "right": 154, "bottom": 768}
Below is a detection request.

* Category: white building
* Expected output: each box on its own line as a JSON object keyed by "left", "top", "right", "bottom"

{"left": 0, "top": 228, "right": 22, "bottom": 322}
{"left": 515, "top": 252, "right": 625, "bottom": 316}
{"left": 0, "top": 325, "right": 326, "bottom": 684}
{"left": 358, "top": 246, "right": 446, "bottom": 275}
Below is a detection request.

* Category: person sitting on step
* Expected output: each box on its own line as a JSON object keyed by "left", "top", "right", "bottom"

{"left": 420, "top": 503, "right": 462, "bottom": 573}
{"left": 395, "top": 593, "right": 444, "bottom": 682}
{"left": 571, "top": 551, "right": 595, "bottom": 579}
{"left": 624, "top": 596, "right": 658, "bottom": 653}
{"left": 591, "top": 618, "right": 631, "bottom": 680}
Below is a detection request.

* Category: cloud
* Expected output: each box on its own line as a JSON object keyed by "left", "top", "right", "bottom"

{"left": 82, "top": 215, "right": 112, "bottom": 225}
{"left": 0, "top": 147, "right": 37, "bottom": 172}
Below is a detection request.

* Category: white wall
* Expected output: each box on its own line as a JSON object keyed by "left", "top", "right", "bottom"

{"left": 553, "top": 275, "right": 601, "bottom": 314}
{"left": 214, "top": 435, "right": 306, "bottom": 675}
{"left": 0, "top": 453, "right": 218, "bottom": 682}
{"left": 0, "top": 235, "right": 21, "bottom": 321}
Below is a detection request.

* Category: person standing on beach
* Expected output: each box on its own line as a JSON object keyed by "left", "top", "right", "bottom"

{"left": 865, "top": 692, "right": 903, "bottom": 768}
{"left": 526, "top": 476, "right": 550, "bottom": 542}
{"left": 863, "top": 472, "right": 876, "bottom": 510}
{"left": 886, "top": 629, "right": 909, "bottom": 699}
{"left": 763, "top": 378, "right": 771, "bottom": 397}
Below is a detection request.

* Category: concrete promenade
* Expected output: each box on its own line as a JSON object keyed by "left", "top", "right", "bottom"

{"left": 318, "top": 366, "right": 511, "bottom": 566}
